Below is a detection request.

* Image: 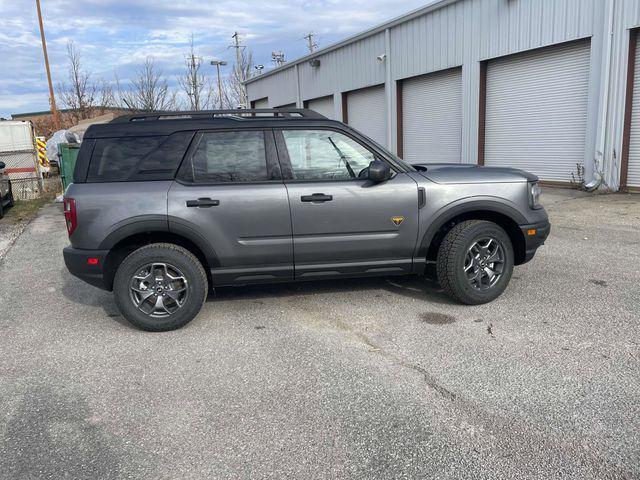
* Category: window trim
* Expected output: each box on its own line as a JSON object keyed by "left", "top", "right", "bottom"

{"left": 175, "top": 128, "right": 283, "bottom": 186}
{"left": 273, "top": 126, "right": 398, "bottom": 183}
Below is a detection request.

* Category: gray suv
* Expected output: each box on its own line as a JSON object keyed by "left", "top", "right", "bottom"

{"left": 63, "top": 109, "right": 550, "bottom": 331}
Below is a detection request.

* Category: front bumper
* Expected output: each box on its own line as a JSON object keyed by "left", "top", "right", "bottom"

{"left": 63, "top": 246, "right": 111, "bottom": 291}
{"left": 520, "top": 220, "right": 551, "bottom": 263}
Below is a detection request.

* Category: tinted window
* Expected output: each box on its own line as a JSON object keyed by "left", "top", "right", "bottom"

{"left": 282, "top": 130, "right": 374, "bottom": 181}
{"left": 180, "top": 131, "right": 268, "bottom": 183}
{"left": 87, "top": 132, "right": 193, "bottom": 182}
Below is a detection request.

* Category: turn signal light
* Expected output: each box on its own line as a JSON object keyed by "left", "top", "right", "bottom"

{"left": 527, "top": 229, "right": 537, "bottom": 236}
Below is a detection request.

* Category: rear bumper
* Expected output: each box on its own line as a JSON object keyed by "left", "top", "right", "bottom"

{"left": 63, "top": 246, "right": 111, "bottom": 291}
{"left": 520, "top": 220, "right": 551, "bottom": 263}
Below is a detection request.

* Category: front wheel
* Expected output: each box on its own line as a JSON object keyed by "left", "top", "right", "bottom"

{"left": 436, "top": 220, "right": 514, "bottom": 305}
{"left": 113, "top": 243, "right": 208, "bottom": 331}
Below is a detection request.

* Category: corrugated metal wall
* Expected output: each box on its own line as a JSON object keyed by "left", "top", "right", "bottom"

{"left": 247, "top": 0, "right": 640, "bottom": 190}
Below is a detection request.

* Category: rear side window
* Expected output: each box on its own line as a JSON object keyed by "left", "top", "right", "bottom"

{"left": 87, "top": 132, "right": 194, "bottom": 182}
{"left": 178, "top": 130, "right": 269, "bottom": 183}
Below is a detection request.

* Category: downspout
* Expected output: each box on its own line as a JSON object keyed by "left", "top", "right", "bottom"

{"left": 295, "top": 64, "right": 302, "bottom": 108}
{"left": 588, "top": 0, "right": 615, "bottom": 191}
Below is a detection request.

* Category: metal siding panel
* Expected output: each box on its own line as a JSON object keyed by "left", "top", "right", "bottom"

{"left": 347, "top": 85, "right": 387, "bottom": 147}
{"left": 402, "top": 68, "right": 463, "bottom": 164}
{"left": 485, "top": 40, "right": 591, "bottom": 182}
{"left": 307, "top": 96, "right": 335, "bottom": 119}
{"left": 627, "top": 34, "right": 640, "bottom": 186}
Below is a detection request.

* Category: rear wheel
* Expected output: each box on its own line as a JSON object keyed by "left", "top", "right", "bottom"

{"left": 113, "top": 243, "right": 208, "bottom": 331}
{"left": 436, "top": 220, "right": 514, "bottom": 305}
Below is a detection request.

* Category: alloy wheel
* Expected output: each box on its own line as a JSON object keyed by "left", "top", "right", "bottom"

{"left": 129, "top": 263, "right": 189, "bottom": 317}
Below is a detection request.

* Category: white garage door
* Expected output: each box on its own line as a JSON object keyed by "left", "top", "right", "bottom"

{"left": 347, "top": 85, "right": 387, "bottom": 147}
{"left": 252, "top": 98, "right": 269, "bottom": 109}
{"left": 306, "top": 95, "right": 335, "bottom": 119}
{"left": 402, "top": 68, "right": 462, "bottom": 164}
{"left": 627, "top": 34, "right": 640, "bottom": 188}
{"left": 484, "top": 40, "right": 591, "bottom": 182}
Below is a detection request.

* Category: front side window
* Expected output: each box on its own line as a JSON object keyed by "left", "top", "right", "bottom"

{"left": 282, "top": 130, "right": 375, "bottom": 181}
{"left": 181, "top": 130, "right": 269, "bottom": 183}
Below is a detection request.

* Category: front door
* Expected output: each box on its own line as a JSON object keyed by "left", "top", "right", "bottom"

{"left": 276, "top": 128, "right": 419, "bottom": 279}
{"left": 168, "top": 129, "right": 293, "bottom": 285}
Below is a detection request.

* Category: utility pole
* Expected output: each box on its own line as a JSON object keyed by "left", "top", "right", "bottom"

{"left": 303, "top": 32, "right": 318, "bottom": 53}
{"left": 35, "top": 0, "right": 61, "bottom": 131}
{"left": 210, "top": 60, "right": 227, "bottom": 109}
{"left": 230, "top": 32, "right": 247, "bottom": 107}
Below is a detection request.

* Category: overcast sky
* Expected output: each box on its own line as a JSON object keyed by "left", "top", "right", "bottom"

{"left": 0, "top": 0, "right": 433, "bottom": 119}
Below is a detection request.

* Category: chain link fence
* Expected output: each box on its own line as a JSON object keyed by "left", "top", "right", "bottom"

{"left": 10, "top": 176, "right": 61, "bottom": 201}
{"left": 1, "top": 149, "right": 62, "bottom": 201}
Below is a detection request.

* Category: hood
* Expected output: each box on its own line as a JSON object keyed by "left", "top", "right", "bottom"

{"left": 413, "top": 163, "right": 538, "bottom": 184}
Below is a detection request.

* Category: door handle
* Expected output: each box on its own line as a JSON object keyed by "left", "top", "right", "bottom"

{"left": 186, "top": 198, "right": 220, "bottom": 208}
{"left": 301, "top": 193, "right": 333, "bottom": 203}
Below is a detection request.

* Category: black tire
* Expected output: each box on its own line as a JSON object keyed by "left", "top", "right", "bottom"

{"left": 113, "top": 243, "right": 208, "bottom": 331}
{"left": 436, "top": 220, "right": 514, "bottom": 305}
{"left": 0, "top": 197, "right": 4, "bottom": 219}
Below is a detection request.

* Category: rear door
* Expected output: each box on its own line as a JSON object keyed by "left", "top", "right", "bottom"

{"left": 276, "top": 128, "right": 419, "bottom": 279}
{"left": 168, "top": 129, "right": 293, "bottom": 285}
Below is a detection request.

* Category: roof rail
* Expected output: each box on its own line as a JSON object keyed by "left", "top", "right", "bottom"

{"left": 110, "top": 108, "right": 326, "bottom": 123}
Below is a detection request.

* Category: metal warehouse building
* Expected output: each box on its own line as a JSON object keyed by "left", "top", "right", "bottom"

{"left": 246, "top": 0, "right": 640, "bottom": 191}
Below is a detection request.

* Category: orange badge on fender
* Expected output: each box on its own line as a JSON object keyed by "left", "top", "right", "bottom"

{"left": 391, "top": 216, "right": 405, "bottom": 226}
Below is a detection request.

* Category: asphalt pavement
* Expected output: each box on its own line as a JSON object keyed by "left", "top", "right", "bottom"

{"left": 0, "top": 189, "right": 638, "bottom": 479}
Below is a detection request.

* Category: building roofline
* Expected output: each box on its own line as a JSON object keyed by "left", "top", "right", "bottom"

{"left": 244, "top": 0, "right": 458, "bottom": 86}
{"left": 11, "top": 106, "right": 127, "bottom": 119}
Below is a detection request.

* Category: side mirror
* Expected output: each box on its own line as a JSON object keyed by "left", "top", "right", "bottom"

{"left": 368, "top": 160, "right": 391, "bottom": 183}
{"left": 0, "top": 161, "right": 5, "bottom": 170}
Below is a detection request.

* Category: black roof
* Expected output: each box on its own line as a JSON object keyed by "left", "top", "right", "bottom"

{"left": 84, "top": 108, "right": 334, "bottom": 138}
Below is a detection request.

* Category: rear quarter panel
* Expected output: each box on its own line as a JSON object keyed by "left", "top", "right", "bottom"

{"left": 66, "top": 181, "right": 172, "bottom": 249}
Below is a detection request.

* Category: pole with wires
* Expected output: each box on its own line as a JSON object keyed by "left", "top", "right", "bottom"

{"left": 35, "top": 0, "right": 61, "bottom": 131}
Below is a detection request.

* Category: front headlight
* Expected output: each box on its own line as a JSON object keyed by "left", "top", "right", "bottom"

{"left": 529, "top": 182, "right": 542, "bottom": 209}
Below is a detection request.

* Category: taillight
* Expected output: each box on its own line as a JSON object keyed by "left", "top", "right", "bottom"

{"left": 63, "top": 197, "right": 77, "bottom": 236}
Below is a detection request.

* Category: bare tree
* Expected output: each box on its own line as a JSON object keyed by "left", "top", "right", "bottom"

{"left": 57, "top": 41, "right": 97, "bottom": 122}
{"left": 118, "top": 58, "right": 177, "bottom": 111}
{"left": 177, "top": 38, "right": 214, "bottom": 110}
{"left": 226, "top": 49, "right": 254, "bottom": 108}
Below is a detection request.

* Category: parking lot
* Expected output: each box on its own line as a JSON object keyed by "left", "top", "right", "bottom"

{"left": 0, "top": 188, "right": 638, "bottom": 479}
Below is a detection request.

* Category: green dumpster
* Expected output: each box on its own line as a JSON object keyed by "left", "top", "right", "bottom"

{"left": 58, "top": 143, "right": 80, "bottom": 191}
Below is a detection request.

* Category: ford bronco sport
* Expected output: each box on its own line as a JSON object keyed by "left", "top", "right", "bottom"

{"left": 63, "top": 109, "right": 550, "bottom": 331}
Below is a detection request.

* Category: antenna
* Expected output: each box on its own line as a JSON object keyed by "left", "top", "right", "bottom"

{"left": 271, "top": 51, "right": 286, "bottom": 67}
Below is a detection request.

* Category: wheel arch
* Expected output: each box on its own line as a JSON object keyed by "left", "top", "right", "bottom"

{"left": 420, "top": 200, "right": 528, "bottom": 266}
{"left": 101, "top": 224, "right": 218, "bottom": 291}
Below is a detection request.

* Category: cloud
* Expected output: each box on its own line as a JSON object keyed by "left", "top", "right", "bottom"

{"left": 0, "top": 0, "right": 430, "bottom": 118}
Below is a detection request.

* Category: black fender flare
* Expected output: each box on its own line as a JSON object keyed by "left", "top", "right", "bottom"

{"left": 98, "top": 215, "right": 220, "bottom": 267}
{"left": 417, "top": 198, "right": 527, "bottom": 258}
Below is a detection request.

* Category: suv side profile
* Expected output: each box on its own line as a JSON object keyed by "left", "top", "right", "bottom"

{"left": 63, "top": 109, "right": 550, "bottom": 331}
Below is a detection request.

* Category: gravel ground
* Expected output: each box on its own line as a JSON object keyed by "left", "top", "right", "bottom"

{"left": 0, "top": 218, "right": 30, "bottom": 260}
{"left": 0, "top": 189, "right": 638, "bottom": 480}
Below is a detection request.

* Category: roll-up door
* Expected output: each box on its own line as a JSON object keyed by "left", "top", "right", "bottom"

{"left": 626, "top": 34, "right": 640, "bottom": 188}
{"left": 306, "top": 95, "right": 335, "bottom": 119}
{"left": 484, "top": 40, "right": 591, "bottom": 182}
{"left": 346, "top": 85, "right": 387, "bottom": 147}
{"left": 402, "top": 68, "right": 462, "bottom": 164}
{"left": 252, "top": 98, "right": 269, "bottom": 109}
